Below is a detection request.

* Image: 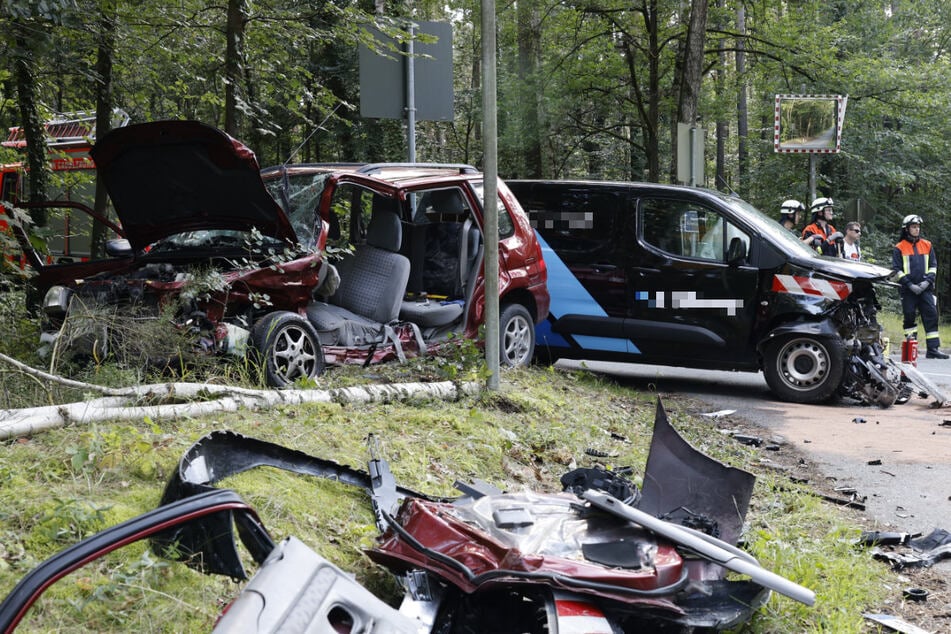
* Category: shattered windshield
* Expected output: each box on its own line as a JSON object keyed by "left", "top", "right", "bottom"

{"left": 263, "top": 170, "right": 332, "bottom": 249}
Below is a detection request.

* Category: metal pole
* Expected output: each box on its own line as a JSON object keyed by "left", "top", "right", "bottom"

{"left": 808, "top": 154, "right": 816, "bottom": 202}
{"left": 406, "top": 22, "right": 416, "bottom": 163}
{"left": 482, "top": 0, "right": 500, "bottom": 390}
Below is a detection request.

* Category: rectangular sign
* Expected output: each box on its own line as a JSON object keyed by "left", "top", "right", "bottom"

{"left": 359, "top": 21, "right": 454, "bottom": 122}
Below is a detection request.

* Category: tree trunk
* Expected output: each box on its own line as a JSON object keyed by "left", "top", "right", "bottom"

{"left": 224, "top": 0, "right": 248, "bottom": 135}
{"left": 673, "top": 0, "right": 708, "bottom": 184}
{"left": 715, "top": 0, "right": 727, "bottom": 191}
{"left": 736, "top": 4, "right": 748, "bottom": 193}
{"left": 12, "top": 23, "right": 49, "bottom": 222}
{"left": 91, "top": 2, "right": 117, "bottom": 259}
{"left": 516, "top": 0, "right": 542, "bottom": 178}
{"left": 641, "top": 0, "right": 660, "bottom": 181}
{"left": 0, "top": 352, "right": 481, "bottom": 440}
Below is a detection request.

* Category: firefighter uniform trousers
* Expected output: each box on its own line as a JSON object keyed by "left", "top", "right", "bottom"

{"left": 900, "top": 288, "right": 940, "bottom": 349}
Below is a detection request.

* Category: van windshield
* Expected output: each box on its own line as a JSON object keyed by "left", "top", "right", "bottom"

{"left": 721, "top": 195, "right": 818, "bottom": 257}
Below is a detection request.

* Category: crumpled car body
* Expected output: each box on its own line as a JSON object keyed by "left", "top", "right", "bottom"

{"left": 0, "top": 400, "right": 813, "bottom": 633}
{"left": 19, "top": 121, "right": 549, "bottom": 385}
{"left": 23, "top": 121, "right": 329, "bottom": 386}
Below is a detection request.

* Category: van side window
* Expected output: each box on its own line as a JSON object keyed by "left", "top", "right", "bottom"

{"left": 524, "top": 188, "right": 620, "bottom": 266}
{"left": 640, "top": 199, "right": 749, "bottom": 263}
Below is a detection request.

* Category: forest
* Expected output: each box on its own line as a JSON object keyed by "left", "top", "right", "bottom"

{"left": 2, "top": 0, "right": 951, "bottom": 297}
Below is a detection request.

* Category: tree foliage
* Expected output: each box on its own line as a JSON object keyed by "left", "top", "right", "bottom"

{"left": 2, "top": 0, "right": 951, "bottom": 295}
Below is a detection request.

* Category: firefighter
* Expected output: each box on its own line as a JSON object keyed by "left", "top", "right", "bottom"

{"left": 802, "top": 197, "right": 844, "bottom": 256}
{"left": 778, "top": 199, "right": 805, "bottom": 233}
{"left": 892, "top": 214, "right": 948, "bottom": 358}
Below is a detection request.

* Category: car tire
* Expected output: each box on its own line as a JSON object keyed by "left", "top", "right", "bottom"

{"left": 762, "top": 334, "right": 844, "bottom": 403}
{"left": 499, "top": 303, "right": 535, "bottom": 368}
{"left": 251, "top": 312, "right": 325, "bottom": 387}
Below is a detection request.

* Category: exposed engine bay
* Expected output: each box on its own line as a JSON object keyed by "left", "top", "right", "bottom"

{"left": 835, "top": 280, "right": 909, "bottom": 407}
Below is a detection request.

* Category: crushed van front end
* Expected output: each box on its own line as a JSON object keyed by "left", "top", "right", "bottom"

{"left": 760, "top": 267, "right": 904, "bottom": 406}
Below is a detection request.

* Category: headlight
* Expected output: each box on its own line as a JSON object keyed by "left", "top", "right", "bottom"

{"left": 42, "top": 286, "right": 73, "bottom": 317}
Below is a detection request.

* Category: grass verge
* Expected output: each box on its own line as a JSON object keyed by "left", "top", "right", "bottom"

{"left": 0, "top": 360, "right": 894, "bottom": 632}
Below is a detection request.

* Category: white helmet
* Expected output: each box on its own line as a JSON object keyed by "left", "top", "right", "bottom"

{"left": 810, "top": 197, "right": 835, "bottom": 213}
{"left": 902, "top": 214, "right": 923, "bottom": 228}
{"left": 780, "top": 199, "right": 805, "bottom": 216}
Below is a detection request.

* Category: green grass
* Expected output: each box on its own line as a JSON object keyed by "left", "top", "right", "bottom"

{"left": 0, "top": 289, "right": 900, "bottom": 632}
{"left": 877, "top": 310, "right": 951, "bottom": 354}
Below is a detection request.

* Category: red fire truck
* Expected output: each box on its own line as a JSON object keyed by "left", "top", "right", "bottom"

{"left": 0, "top": 110, "right": 129, "bottom": 264}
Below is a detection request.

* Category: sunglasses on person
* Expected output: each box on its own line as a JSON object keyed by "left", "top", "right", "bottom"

{"left": 849, "top": 228, "right": 861, "bottom": 233}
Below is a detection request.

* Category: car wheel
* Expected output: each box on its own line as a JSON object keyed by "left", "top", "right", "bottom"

{"left": 499, "top": 303, "right": 535, "bottom": 368}
{"left": 251, "top": 312, "right": 325, "bottom": 387}
{"left": 762, "top": 335, "right": 844, "bottom": 403}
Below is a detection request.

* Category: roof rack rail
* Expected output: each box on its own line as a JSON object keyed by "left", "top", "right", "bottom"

{"left": 260, "top": 162, "right": 363, "bottom": 173}
{"left": 355, "top": 163, "right": 480, "bottom": 175}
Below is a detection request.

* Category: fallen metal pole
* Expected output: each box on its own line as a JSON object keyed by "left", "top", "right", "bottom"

{"left": 583, "top": 490, "right": 816, "bottom": 606}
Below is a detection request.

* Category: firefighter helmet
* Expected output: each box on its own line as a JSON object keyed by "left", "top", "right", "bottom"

{"left": 810, "top": 197, "right": 835, "bottom": 213}
{"left": 902, "top": 214, "right": 923, "bottom": 228}
{"left": 779, "top": 199, "right": 805, "bottom": 218}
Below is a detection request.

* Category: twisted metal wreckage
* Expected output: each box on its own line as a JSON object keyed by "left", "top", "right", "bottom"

{"left": 0, "top": 401, "right": 815, "bottom": 633}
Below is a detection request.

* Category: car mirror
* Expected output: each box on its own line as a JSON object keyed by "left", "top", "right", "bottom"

{"left": 727, "top": 236, "right": 747, "bottom": 265}
{"left": 105, "top": 238, "right": 133, "bottom": 257}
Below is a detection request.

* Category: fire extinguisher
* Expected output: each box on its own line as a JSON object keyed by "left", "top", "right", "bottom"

{"left": 901, "top": 337, "right": 918, "bottom": 366}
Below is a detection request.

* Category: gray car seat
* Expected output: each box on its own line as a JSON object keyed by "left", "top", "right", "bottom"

{"left": 306, "top": 208, "right": 411, "bottom": 352}
{"left": 400, "top": 189, "right": 478, "bottom": 329}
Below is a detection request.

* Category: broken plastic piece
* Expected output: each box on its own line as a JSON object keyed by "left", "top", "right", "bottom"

{"left": 902, "top": 587, "right": 928, "bottom": 602}
{"left": 864, "top": 612, "right": 934, "bottom": 634}
{"left": 732, "top": 434, "right": 763, "bottom": 447}
{"left": 492, "top": 506, "right": 534, "bottom": 529}
{"left": 701, "top": 409, "right": 736, "bottom": 419}
{"left": 857, "top": 531, "right": 912, "bottom": 547}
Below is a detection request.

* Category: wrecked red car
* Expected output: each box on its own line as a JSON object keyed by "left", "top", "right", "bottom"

{"left": 258, "top": 162, "right": 549, "bottom": 369}
{"left": 0, "top": 401, "right": 814, "bottom": 632}
{"left": 20, "top": 121, "right": 549, "bottom": 385}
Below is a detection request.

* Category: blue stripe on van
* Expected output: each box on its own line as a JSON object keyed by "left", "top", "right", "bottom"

{"left": 535, "top": 231, "right": 638, "bottom": 354}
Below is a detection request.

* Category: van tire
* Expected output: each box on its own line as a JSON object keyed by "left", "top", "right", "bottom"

{"left": 251, "top": 312, "right": 325, "bottom": 387}
{"left": 500, "top": 303, "right": 535, "bottom": 368}
{"left": 762, "top": 335, "right": 844, "bottom": 403}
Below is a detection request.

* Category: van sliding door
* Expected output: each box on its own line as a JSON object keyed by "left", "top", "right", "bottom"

{"left": 523, "top": 184, "right": 635, "bottom": 355}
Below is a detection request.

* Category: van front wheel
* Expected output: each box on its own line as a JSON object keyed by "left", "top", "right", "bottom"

{"left": 763, "top": 335, "right": 844, "bottom": 403}
{"left": 499, "top": 304, "right": 535, "bottom": 368}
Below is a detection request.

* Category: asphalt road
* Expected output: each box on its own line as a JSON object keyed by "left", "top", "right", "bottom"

{"left": 556, "top": 357, "right": 951, "bottom": 541}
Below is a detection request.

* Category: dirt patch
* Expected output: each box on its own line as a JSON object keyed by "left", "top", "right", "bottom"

{"left": 742, "top": 395, "right": 951, "bottom": 463}
{"left": 692, "top": 397, "right": 951, "bottom": 633}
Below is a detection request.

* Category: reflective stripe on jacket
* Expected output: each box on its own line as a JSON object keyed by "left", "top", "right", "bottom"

{"left": 892, "top": 238, "right": 937, "bottom": 287}
{"left": 802, "top": 222, "right": 839, "bottom": 257}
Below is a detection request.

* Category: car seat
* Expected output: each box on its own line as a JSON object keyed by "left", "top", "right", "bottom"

{"left": 306, "top": 207, "right": 411, "bottom": 353}
{"left": 399, "top": 189, "right": 477, "bottom": 330}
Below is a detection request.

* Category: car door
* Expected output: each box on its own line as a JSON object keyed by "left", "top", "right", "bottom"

{"left": 518, "top": 183, "right": 635, "bottom": 354}
{"left": 625, "top": 195, "right": 760, "bottom": 367}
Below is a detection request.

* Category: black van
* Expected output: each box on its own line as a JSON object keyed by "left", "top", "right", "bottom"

{"left": 506, "top": 180, "right": 902, "bottom": 406}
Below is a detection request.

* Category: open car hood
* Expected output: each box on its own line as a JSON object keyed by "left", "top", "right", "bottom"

{"left": 90, "top": 120, "right": 295, "bottom": 250}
